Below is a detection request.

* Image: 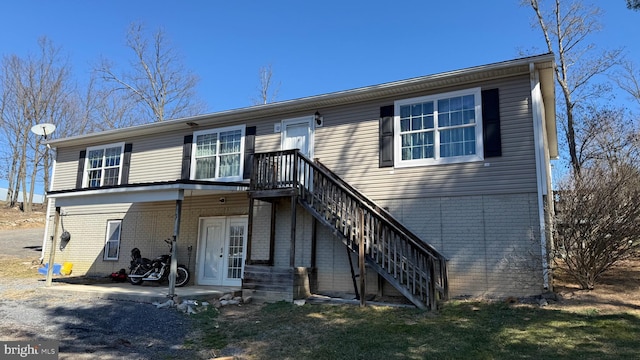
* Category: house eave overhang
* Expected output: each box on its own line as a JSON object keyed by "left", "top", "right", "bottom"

{"left": 47, "top": 53, "right": 557, "bottom": 149}
{"left": 541, "top": 68, "right": 558, "bottom": 160}
{"left": 47, "top": 180, "right": 249, "bottom": 207}
{"left": 534, "top": 61, "right": 558, "bottom": 160}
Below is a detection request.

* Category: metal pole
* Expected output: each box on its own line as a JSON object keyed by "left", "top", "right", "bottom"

{"left": 359, "top": 208, "right": 366, "bottom": 307}
{"left": 168, "top": 190, "right": 184, "bottom": 300}
{"left": 39, "top": 198, "right": 53, "bottom": 262}
{"left": 45, "top": 207, "right": 61, "bottom": 287}
{"left": 290, "top": 195, "right": 296, "bottom": 268}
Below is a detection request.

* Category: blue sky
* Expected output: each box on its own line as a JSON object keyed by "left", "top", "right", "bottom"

{"left": 0, "top": 1, "right": 638, "bottom": 192}
{"left": 1, "top": 1, "right": 637, "bottom": 112}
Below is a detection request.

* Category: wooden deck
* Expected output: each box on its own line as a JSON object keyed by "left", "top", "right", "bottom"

{"left": 245, "top": 149, "right": 448, "bottom": 310}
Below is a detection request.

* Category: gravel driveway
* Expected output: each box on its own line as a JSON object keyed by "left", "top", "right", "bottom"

{"left": 0, "top": 227, "right": 44, "bottom": 257}
{"left": 0, "top": 228, "right": 200, "bottom": 359}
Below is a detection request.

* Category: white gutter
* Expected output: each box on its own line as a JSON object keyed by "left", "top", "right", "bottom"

{"left": 530, "top": 62, "right": 550, "bottom": 290}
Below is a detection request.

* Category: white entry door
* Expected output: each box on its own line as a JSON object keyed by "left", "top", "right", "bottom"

{"left": 282, "top": 116, "right": 314, "bottom": 188}
{"left": 197, "top": 217, "right": 248, "bottom": 286}
{"left": 282, "top": 116, "right": 313, "bottom": 158}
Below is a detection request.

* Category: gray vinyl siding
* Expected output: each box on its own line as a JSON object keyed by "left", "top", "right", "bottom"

{"left": 53, "top": 74, "right": 535, "bottom": 198}
{"left": 52, "top": 130, "right": 189, "bottom": 191}
{"left": 52, "top": 144, "right": 86, "bottom": 191}
{"left": 311, "top": 75, "right": 537, "bottom": 200}
{"left": 126, "top": 131, "right": 184, "bottom": 183}
{"left": 249, "top": 75, "right": 537, "bottom": 199}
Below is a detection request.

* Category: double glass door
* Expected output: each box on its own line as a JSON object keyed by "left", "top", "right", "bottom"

{"left": 197, "top": 217, "right": 247, "bottom": 286}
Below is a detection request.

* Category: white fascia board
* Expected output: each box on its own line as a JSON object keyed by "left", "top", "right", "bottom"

{"left": 48, "top": 182, "right": 248, "bottom": 207}
{"left": 52, "top": 188, "right": 182, "bottom": 207}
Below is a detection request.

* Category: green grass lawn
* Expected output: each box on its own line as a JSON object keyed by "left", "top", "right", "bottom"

{"left": 188, "top": 300, "right": 640, "bottom": 359}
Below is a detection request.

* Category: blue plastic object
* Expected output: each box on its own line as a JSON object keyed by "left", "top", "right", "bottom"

{"left": 38, "top": 263, "right": 62, "bottom": 276}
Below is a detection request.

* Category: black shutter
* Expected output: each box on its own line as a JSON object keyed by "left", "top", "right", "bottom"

{"left": 243, "top": 126, "right": 256, "bottom": 179}
{"left": 379, "top": 105, "right": 395, "bottom": 168}
{"left": 482, "top": 88, "right": 502, "bottom": 158}
{"left": 75, "top": 150, "right": 86, "bottom": 189}
{"left": 120, "top": 143, "right": 133, "bottom": 185}
{"left": 181, "top": 135, "right": 193, "bottom": 180}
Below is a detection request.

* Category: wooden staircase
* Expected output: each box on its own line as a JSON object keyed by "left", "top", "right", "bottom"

{"left": 250, "top": 149, "right": 448, "bottom": 309}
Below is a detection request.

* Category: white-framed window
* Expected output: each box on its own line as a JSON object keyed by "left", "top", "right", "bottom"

{"left": 84, "top": 143, "right": 124, "bottom": 187}
{"left": 191, "top": 125, "right": 245, "bottom": 181}
{"left": 394, "top": 88, "right": 483, "bottom": 167}
{"left": 104, "top": 220, "right": 122, "bottom": 260}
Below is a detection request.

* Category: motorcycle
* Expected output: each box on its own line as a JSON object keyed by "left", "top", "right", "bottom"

{"left": 128, "top": 238, "right": 190, "bottom": 287}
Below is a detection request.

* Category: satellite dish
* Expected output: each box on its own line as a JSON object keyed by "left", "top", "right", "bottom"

{"left": 30, "top": 123, "right": 56, "bottom": 139}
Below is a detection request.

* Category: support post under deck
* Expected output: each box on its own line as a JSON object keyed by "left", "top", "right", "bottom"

{"left": 246, "top": 197, "right": 254, "bottom": 263}
{"left": 290, "top": 195, "right": 297, "bottom": 267}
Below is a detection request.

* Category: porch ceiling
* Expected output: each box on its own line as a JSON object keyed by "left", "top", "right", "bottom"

{"left": 47, "top": 180, "right": 248, "bottom": 207}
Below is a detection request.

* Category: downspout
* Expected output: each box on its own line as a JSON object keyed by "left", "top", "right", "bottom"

{"left": 530, "top": 62, "right": 550, "bottom": 290}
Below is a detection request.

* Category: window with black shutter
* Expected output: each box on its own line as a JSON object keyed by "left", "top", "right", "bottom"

{"left": 384, "top": 87, "right": 500, "bottom": 168}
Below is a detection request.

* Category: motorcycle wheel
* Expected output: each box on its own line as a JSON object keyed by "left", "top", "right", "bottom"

{"left": 129, "top": 266, "right": 145, "bottom": 285}
{"left": 175, "top": 266, "right": 190, "bottom": 287}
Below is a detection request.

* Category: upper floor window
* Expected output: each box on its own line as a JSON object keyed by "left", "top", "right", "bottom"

{"left": 394, "top": 88, "right": 483, "bottom": 167}
{"left": 192, "top": 125, "right": 245, "bottom": 181}
{"left": 84, "top": 143, "right": 124, "bottom": 187}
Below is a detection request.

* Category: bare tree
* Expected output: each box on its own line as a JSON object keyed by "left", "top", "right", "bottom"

{"left": 554, "top": 105, "right": 640, "bottom": 289}
{"left": 614, "top": 60, "right": 640, "bottom": 107}
{"left": 251, "top": 64, "right": 280, "bottom": 105}
{"left": 575, "top": 106, "right": 640, "bottom": 168}
{"left": 67, "top": 74, "right": 139, "bottom": 132}
{"left": 525, "top": 0, "right": 622, "bottom": 174}
{"left": 554, "top": 162, "right": 640, "bottom": 289}
{"left": 0, "top": 38, "right": 73, "bottom": 211}
{"left": 0, "top": 60, "right": 23, "bottom": 207}
{"left": 95, "top": 22, "right": 206, "bottom": 123}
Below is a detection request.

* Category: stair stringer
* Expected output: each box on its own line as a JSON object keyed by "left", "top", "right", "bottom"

{"left": 297, "top": 199, "right": 429, "bottom": 309}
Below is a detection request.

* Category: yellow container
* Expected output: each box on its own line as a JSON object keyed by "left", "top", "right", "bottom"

{"left": 61, "top": 262, "right": 73, "bottom": 276}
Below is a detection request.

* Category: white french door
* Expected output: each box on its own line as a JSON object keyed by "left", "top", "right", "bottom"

{"left": 196, "top": 216, "right": 248, "bottom": 286}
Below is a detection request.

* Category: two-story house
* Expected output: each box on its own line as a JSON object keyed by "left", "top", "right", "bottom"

{"left": 43, "top": 53, "right": 557, "bottom": 309}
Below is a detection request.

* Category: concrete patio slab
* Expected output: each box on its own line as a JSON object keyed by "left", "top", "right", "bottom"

{"left": 38, "top": 280, "right": 240, "bottom": 303}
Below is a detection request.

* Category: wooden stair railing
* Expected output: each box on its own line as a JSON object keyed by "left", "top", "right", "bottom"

{"left": 251, "top": 149, "right": 449, "bottom": 310}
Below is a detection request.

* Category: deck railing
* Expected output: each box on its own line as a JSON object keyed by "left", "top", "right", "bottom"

{"left": 251, "top": 149, "right": 448, "bottom": 309}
